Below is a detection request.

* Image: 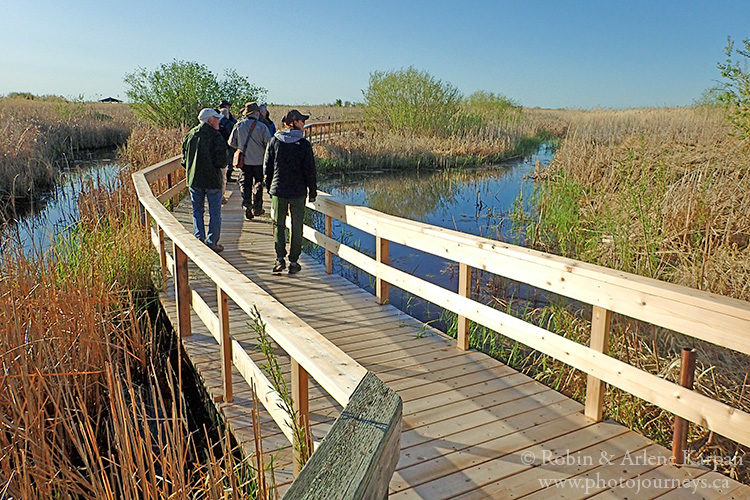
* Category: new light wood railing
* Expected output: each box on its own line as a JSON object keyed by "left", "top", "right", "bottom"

{"left": 300, "top": 193, "right": 750, "bottom": 449}
{"left": 133, "top": 156, "right": 401, "bottom": 498}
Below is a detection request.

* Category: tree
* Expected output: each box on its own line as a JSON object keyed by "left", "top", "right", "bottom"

{"left": 124, "top": 60, "right": 266, "bottom": 127}
{"left": 717, "top": 37, "right": 750, "bottom": 139}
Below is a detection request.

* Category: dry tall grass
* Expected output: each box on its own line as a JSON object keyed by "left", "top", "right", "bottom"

{"left": 509, "top": 105, "right": 750, "bottom": 482}
{"left": 0, "top": 97, "right": 137, "bottom": 210}
{"left": 0, "top": 163, "right": 265, "bottom": 497}
{"left": 312, "top": 107, "right": 564, "bottom": 172}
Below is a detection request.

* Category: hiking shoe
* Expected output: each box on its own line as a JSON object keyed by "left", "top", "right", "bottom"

{"left": 244, "top": 207, "right": 254, "bottom": 221}
{"left": 254, "top": 208, "right": 266, "bottom": 217}
{"left": 272, "top": 260, "right": 286, "bottom": 273}
{"left": 288, "top": 262, "right": 302, "bottom": 274}
{"left": 209, "top": 243, "right": 224, "bottom": 253}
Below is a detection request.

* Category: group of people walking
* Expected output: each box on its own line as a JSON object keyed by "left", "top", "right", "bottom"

{"left": 181, "top": 101, "right": 317, "bottom": 275}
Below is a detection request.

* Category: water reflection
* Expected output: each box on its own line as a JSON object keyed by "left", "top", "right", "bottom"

{"left": 1, "top": 151, "right": 121, "bottom": 254}
{"left": 311, "top": 145, "right": 554, "bottom": 327}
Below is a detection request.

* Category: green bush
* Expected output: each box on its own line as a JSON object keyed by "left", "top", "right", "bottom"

{"left": 464, "top": 90, "right": 520, "bottom": 118}
{"left": 363, "top": 66, "right": 461, "bottom": 135}
{"left": 124, "top": 60, "right": 266, "bottom": 127}
{"left": 718, "top": 37, "right": 750, "bottom": 139}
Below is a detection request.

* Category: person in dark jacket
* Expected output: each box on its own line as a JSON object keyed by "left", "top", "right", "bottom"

{"left": 218, "top": 100, "right": 237, "bottom": 183}
{"left": 259, "top": 103, "right": 276, "bottom": 135}
{"left": 263, "top": 109, "right": 317, "bottom": 274}
{"left": 181, "top": 108, "right": 227, "bottom": 252}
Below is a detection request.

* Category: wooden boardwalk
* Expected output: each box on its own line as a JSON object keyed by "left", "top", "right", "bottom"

{"left": 160, "top": 183, "right": 749, "bottom": 499}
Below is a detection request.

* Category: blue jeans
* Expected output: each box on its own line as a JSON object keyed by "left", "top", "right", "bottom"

{"left": 189, "top": 187, "right": 222, "bottom": 247}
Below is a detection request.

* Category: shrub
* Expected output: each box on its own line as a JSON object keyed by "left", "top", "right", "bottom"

{"left": 363, "top": 66, "right": 461, "bottom": 135}
{"left": 717, "top": 37, "right": 750, "bottom": 139}
{"left": 124, "top": 60, "right": 266, "bottom": 127}
{"left": 463, "top": 90, "right": 520, "bottom": 119}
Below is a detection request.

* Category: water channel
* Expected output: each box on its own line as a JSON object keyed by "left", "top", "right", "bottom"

{"left": 308, "top": 144, "right": 554, "bottom": 329}
{"left": 5, "top": 144, "right": 554, "bottom": 332}
{"left": 1, "top": 150, "right": 121, "bottom": 254}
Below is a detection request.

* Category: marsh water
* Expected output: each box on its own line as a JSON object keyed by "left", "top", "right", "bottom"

{"left": 309, "top": 145, "right": 554, "bottom": 328}
{"left": 1, "top": 150, "right": 120, "bottom": 254}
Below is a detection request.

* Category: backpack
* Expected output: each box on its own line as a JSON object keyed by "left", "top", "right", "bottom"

{"left": 232, "top": 120, "right": 257, "bottom": 168}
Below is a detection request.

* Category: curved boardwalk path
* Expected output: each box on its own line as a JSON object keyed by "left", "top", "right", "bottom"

{"left": 159, "top": 183, "right": 749, "bottom": 499}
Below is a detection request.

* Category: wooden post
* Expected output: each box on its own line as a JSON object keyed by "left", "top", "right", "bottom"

{"left": 457, "top": 263, "right": 472, "bottom": 350}
{"left": 217, "top": 286, "right": 232, "bottom": 403}
{"left": 584, "top": 305, "right": 611, "bottom": 421}
{"left": 376, "top": 236, "right": 389, "bottom": 305}
{"left": 167, "top": 172, "right": 173, "bottom": 189}
{"left": 137, "top": 201, "right": 147, "bottom": 227}
{"left": 671, "top": 347, "right": 697, "bottom": 464}
{"left": 291, "top": 359, "right": 310, "bottom": 476}
{"left": 173, "top": 244, "right": 192, "bottom": 338}
{"left": 158, "top": 227, "right": 167, "bottom": 291}
{"left": 325, "top": 215, "right": 333, "bottom": 274}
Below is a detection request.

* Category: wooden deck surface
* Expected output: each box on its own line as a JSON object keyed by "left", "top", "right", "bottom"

{"left": 159, "top": 182, "right": 750, "bottom": 499}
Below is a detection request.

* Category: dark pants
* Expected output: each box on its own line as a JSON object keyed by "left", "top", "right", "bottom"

{"left": 272, "top": 196, "right": 305, "bottom": 263}
{"left": 239, "top": 164, "right": 264, "bottom": 214}
{"left": 226, "top": 148, "right": 235, "bottom": 181}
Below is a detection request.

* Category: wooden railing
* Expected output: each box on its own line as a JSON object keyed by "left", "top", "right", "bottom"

{"left": 299, "top": 193, "right": 750, "bottom": 449}
{"left": 304, "top": 120, "right": 360, "bottom": 143}
{"left": 132, "top": 156, "right": 401, "bottom": 498}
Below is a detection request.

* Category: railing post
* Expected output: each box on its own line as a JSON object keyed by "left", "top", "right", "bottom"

{"left": 291, "top": 359, "right": 311, "bottom": 476}
{"left": 158, "top": 227, "right": 168, "bottom": 291}
{"left": 671, "top": 347, "right": 696, "bottom": 464}
{"left": 137, "top": 201, "right": 147, "bottom": 227}
{"left": 325, "top": 215, "right": 333, "bottom": 274}
{"left": 584, "top": 305, "right": 611, "bottom": 421}
{"left": 457, "top": 263, "right": 472, "bottom": 350}
{"left": 376, "top": 236, "right": 389, "bottom": 305}
{"left": 217, "top": 286, "right": 233, "bottom": 403}
{"left": 173, "top": 243, "right": 192, "bottom": 338}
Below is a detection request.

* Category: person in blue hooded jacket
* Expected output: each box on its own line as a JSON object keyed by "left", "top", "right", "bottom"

{"left": 263, "top": 109, "right": 317, "bottom": 274}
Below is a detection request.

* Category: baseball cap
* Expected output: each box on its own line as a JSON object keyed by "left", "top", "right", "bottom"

{"left": 198, "top": 108, "right": 222, "bottom": 123}
{"left": 282, "top": 109, "right": 310, "bottom": 125}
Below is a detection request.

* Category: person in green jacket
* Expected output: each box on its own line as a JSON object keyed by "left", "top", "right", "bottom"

{"left": 181, "top": 108, "right": 227, "bottom": 252}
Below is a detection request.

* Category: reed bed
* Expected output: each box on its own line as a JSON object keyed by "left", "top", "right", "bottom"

{"left": 313, "top": 108, "right": 563, "bottom": 173}
{"left": 0, "top": 97, "right": 137, "bottom": 211}
{"left": 500, "top": 105, "right": 750, "bottom": 482}
{"left": 0, "top": 160, "right": 267, "bottom": 497}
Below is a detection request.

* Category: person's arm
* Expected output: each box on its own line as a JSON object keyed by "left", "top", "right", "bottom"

{"left": 262, "top": 124, "right": 271, "bottom": 147}
{"left": 227, "top": 122, "right": 240, "bottom": 149}
{"left": 304, "top": 142, "right": 317, "bottom": 202}
{"left": 263, "top": 139, "right": 275, "bottom": 193}
{"left": 181, "top": 133, "right": 188, "bottom": 167}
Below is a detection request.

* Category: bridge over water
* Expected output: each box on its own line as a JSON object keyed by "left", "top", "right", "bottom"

{"left": 133, "top": 122, "right": 750, "bottom": 499}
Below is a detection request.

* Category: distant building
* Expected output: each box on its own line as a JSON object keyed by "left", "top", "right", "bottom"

{"left": 99, "top": 97, "right": 122, "bottom": 103}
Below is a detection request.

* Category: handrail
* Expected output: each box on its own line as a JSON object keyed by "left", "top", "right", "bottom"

{"left": 132, "top": 153, "right": 401, "bottom": 497}
{"left": 300, "top": 192, "right": 750, "bottom": 448}
{"left": 303, "top": 120, "right": 360, "bottom": 143}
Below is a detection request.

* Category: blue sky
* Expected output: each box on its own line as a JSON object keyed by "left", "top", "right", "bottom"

{"left": 1, "top": 0, "right": 748, "bottom": 108}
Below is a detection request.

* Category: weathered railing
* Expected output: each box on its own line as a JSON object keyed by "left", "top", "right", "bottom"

{"left": 299, "top": 192, "right": 750, "bottom": 450}
{"left": 304, "top": 120, "right": 360, "bottom": 143}
{"left": 132, "top": 155, "right": 401, "bottom": 498}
